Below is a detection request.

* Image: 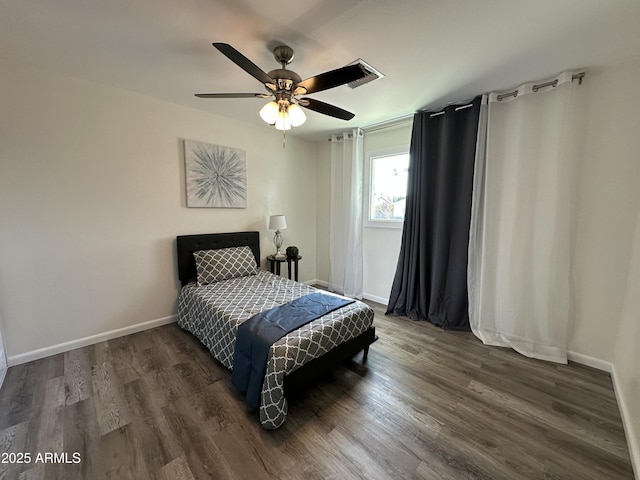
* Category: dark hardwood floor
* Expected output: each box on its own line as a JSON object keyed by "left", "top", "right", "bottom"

{"left": 0, "top": 300, "right": 634, "bottom": 479}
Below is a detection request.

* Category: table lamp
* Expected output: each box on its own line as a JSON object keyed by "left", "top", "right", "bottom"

{"left": 269, "top": 214, "right": 287, "bottom": 259}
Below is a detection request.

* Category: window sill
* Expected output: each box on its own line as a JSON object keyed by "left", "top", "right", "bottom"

{"left": 364, "top": 220, "right": 404, "bottom": 229}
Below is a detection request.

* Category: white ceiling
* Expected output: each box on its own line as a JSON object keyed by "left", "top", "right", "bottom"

{"left": 2, "top": 0, "right": 640, "bottom": 141}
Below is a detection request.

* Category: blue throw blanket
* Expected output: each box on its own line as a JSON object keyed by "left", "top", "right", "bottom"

{"left": 231, "top": 292, "right": 355, "bottom": 409}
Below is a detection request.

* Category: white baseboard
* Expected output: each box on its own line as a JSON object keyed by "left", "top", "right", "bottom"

{"left": 7, "top": 315, "right": 177, "bottom": 367}
{"left": 305, "top": 279, "right": 328, "bottom": 287}
{"left": 363, "top": 292, "right": 389, "bottom": 306}
{"left": 611, "top": 365, "right": 640, "bottom": 479}
{"left": 566, "top": 350, "right": 612, "bottom": 372}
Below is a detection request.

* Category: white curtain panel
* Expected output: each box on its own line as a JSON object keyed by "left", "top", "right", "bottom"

{"left": 329, "top": 129, "right": 364, "bottom": 298}
{"left": 468, "top": 72, "right": 581, "bottom": 363}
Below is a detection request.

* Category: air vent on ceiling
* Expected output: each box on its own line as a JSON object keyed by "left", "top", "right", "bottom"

{"left": 346, "top": 59, "right": 384, "bottom": 89}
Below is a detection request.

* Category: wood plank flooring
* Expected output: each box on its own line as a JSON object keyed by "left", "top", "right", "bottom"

{"left": 0, "top": 300, "right": 634, "bottom": 479}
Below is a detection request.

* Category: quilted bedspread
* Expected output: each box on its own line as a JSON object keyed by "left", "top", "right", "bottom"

{"left": 176, "top": 270, "right": 374, "bottom": 429}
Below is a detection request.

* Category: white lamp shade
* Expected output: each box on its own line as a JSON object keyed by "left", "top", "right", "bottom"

{"left": 259, "top": 101, "right": 279, "bottom": 124}
{"left": 275, "top": 110, "right": 291, "bottom": 131}
{"left": 269, "top": 214, "right": 287, "bottom": 230}
{"left": 288, "top": 103, "right": 306, "bottom": 127}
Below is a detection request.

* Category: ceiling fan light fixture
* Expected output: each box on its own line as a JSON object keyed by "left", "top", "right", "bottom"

{"left": 288, "top": 103, "right": 306, "bottom": 127}
{"left": 259, "top": 101, "right": 279, "bottom": 124}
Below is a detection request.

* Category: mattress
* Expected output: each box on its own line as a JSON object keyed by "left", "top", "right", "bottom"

{"left": 176, "top": 270, "right": 374, "bottom": 429}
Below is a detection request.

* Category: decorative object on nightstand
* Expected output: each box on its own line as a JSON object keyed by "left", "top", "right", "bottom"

{"left": 269, "top": 215, "right": 287, "bottom": 259}
{"left": 285, "top": 246, "right": 299, "bottom": 258}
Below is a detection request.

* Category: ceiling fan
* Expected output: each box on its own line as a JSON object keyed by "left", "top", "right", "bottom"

{"left": 195, "top": 43, "right": 367, "bottom": 130}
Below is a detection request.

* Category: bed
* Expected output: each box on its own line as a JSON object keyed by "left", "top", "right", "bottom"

{"left": 175, "top": 231, "right": 376, "bottom": 429}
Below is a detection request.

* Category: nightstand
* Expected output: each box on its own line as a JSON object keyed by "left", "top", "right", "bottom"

{"left": 267, "top": 254, "right": 302, "bottom": 281}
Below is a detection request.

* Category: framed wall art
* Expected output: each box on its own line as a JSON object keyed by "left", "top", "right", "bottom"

{"left": 184, "top": 139, "right": 247, "bottom": 208}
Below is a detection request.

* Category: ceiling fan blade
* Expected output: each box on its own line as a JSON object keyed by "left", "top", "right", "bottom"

{"left": 213, "top": 43, "right": 275, "bottom": 88}
{"left": 298, "top": 97, "right": 355, "bottom": 120}
{"left": 195, "top": 93, "right": 271, "bottom": 98}
{"left": 295, "top": 64, "right": 367, "bottom": 95}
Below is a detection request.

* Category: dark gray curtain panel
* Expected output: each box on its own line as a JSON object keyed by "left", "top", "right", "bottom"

{"left": 386, "top": 96, "right": 481, "bottom": 330}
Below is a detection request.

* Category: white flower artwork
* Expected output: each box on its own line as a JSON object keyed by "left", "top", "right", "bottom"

{"left": 184, "top": 140, "right": 247, "bottom": 208}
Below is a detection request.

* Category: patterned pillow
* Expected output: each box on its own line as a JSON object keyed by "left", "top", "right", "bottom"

{"left": 194, "top": 246, "right": 257, "bottom": 285}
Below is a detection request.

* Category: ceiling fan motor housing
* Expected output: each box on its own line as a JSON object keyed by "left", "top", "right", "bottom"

{"left": 267, "top": 69, "right": 302, "bottom": 93}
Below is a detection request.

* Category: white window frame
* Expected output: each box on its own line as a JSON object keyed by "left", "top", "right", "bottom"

{"left": 364, "top": 145, "right": 410, "bottom": 229}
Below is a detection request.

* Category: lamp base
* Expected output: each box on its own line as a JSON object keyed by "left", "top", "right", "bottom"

{"left": 273, "top": 230, "right": 285, "bottom": 260}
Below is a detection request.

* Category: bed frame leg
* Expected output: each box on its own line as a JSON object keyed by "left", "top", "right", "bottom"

{"left": 362, "top": 346, "right": 369, "bottom": 363}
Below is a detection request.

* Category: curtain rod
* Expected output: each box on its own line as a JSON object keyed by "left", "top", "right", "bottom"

{"left": 362, "top": 114, "right": 414, "bottom": 133}
{"left": 420, "top": 72, "right": 585, "bottom": 117}
{"left": 330, "top": 130, "right": 364, "bottom": 141}
{"left": 327, "top": 71, "right": 586, "bottom": 139}
{"left": 328, "top": 115, "right": 413, "bottom": 140}
{"left": 496, "top": 71, "right": 585, "bottom": 102}
{"left": 427, "top": 103, "right": 474, "bottom": 118}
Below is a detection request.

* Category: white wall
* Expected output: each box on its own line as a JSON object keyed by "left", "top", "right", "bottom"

{"left": 362, "top": 125, "right": 412, "bottom": 303}
{"left": 570, "top": 57, "right": 640, "bottom": 362}
{"left": 315, "top": 140, "right": 332, "bottom": 284}
{"left": 0, "top": 58, "right": 318, "bottom": 360}
{"left": 574, "top": 55, "right": 640, "bottom": 475}
{"left": 614, "top": 210, "right": 640, "bottom": 477}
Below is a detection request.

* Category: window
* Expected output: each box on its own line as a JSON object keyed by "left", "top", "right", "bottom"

{"left": 365, "top": 146, "right": 410, "bottom": 228}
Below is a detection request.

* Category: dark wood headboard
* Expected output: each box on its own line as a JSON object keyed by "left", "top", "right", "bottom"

{"left": 176, "top": 231, "right": 260, "bottom": 286}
